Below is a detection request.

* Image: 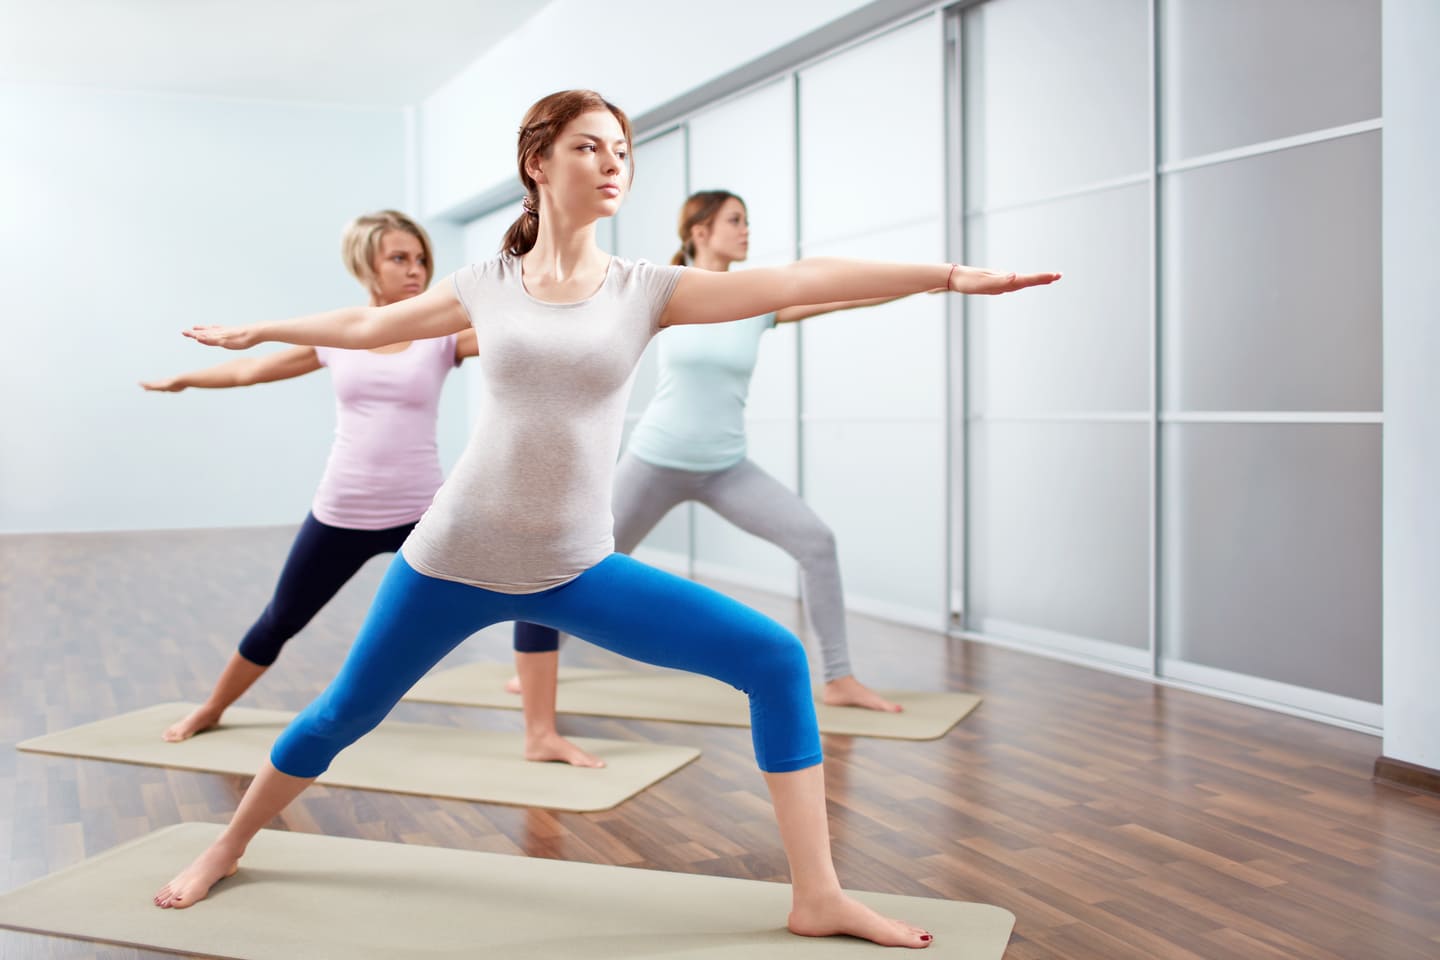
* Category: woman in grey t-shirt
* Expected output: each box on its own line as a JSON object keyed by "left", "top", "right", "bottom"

{"left": 153, "top": 89, "right": 1057, "bottom": 949}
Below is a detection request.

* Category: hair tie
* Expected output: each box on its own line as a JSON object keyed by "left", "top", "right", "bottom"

{"left": 522, "top": 196, "right": 539, "bottom": 218}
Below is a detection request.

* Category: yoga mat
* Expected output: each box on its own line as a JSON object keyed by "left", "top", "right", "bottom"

{"left": 404, "top": 663, "right": 982, "bottom": 740}
{"left": 17, "top": 703, "right": 698, "bottom": 813}
{"left": 0, "top": 823, "right": 1015, "bottom": 959}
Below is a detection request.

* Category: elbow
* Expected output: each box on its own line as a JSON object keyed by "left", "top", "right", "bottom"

{"left": 354, "top": 308, "right": 385, "bottom": 349}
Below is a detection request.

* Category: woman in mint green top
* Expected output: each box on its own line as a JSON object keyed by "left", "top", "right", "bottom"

{"left": 513, "top": 190, "right": 942, "bottom": 763}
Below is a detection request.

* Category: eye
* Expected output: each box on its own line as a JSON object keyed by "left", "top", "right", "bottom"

{"left": 579, "top": 143, "right": 596, "bottom": 152}
{"left": 617, "top": 151, "right": 629, "bottom": 161}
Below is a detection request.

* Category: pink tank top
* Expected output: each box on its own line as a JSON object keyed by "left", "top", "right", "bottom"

{"left": 310, "top": 335, "right": 459, "bottom": 530}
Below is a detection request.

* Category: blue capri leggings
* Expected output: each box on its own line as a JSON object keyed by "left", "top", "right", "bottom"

{"left": 271, "top": 551, "right": 822, "bottom": 776}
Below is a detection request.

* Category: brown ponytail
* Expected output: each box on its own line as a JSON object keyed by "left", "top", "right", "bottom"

{"left": 501, "top": 90, "right": 635, "bottom": 257}
{"left": 671, "top": 190, "right": 744, "bottom": 265}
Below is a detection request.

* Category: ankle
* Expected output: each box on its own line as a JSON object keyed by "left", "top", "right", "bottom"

{"left": 210, "top": 834, "right": 249, "bottom": 861}
{"left": 790, "top": 875, "right": 844, "bottom": 905}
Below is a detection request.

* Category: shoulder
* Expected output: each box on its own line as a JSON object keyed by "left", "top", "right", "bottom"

{"left": 449, "top": 254, "right": 515, "bottom": 311}
{"left": 611, "top": 256, "right": 685, "bottom": 297}
{"left": 451, "top": 254, "right": 511, "bottom": 288}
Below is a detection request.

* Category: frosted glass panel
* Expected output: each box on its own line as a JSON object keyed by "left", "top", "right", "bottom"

{"left": 692, "top": 422, "right": 800, "bottom": 595}
{"left": 800, "top": 220, "right": 946, "bottom": 421}
{"left": 803, "top": 420, "right": 945, "bottom": 624}
{"left": 1160, "top": 0, "right": 1381, "bottom": 162}
{"left": 967, "top": 183, "right": 1149, "bottom": 416}
{"left": 799, "top": 17, "right": 943, "bottom": 243}
{"left": 1161, "top": 132, "right": 1380, "bottom": 412}
{"left": 688, "top": 78, "right": 795, "bottom": 262}
{"left": 963, "top": 0, "right": 1149, "bottom": 208}
{"left": 615, "top": 129, "right": 688, "bottom": 418}
{"left": 615, "top": 129, "right": 687, "bottom": 265}
{"left": 462, "top": 204, "right": 519, "bottom": 262}
{"left": 968, "top": 421, "right": 1150, "bottom": 651}
{"left": 1161, "top": 423, "right": 1380, "bottom": 702}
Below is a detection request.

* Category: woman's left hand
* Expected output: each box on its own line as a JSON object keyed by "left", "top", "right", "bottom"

{"left": 182, "top": 325, "right": 260, "bottom": 350}
{"left": 949, "top": 266, "right": 1061, "bottom": 295}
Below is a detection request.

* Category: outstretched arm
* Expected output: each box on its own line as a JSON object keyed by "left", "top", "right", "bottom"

{"left": 181, "top": 280, "right": 470, "bottom": 351}
{"left": 139, "top": 346, "right": 321, "bottom": 392}
{"left": 661, "top": 259, "right": 1059, "bottom": 328}
{"left": 775, "top": 293, "right": 924, "bottom": 325}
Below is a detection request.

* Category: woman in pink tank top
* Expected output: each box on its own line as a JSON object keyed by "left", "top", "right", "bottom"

{"left": 140, "top": 210, "right": 477, "bottom": 741}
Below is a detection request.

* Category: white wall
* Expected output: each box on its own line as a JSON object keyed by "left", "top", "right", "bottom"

{"left": 0, "top": 83, "right": 468, "bottom": 533}
{"left": 417, "top": 0, "right": 875, "bottom": 218}
{"left": 1381, "top": 0, "right": 1440, "bottom": 769}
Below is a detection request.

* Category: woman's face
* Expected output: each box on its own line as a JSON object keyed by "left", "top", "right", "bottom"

{"left": 693, "top": 198, "right": 749, "bottom": 264}
{"left": 532, "top": 109, "right": 630, "bottom": 221}
{"left": 370, "top": 230, "right": 428, "bottom": 304}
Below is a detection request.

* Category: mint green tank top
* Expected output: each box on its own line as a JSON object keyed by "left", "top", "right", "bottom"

{"left": 626, "top": 313, "right": 776, "bottom": 472}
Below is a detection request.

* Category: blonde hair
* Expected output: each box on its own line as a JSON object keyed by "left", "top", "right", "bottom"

{"left": 340, "top": 210, "right": 435, "bottom": 292}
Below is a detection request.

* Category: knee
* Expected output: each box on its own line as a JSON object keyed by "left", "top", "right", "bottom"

{"left": 793, "top": 521, "right": 838, "bottom": 567}
{"left": 270, "top": 691, "right": 386, "bottom": 778}
{"left": 514, "top": 622, "right": 561, "bottom": 653}
{"left": 745, "top": 622, "right": 811, "bottom": 688}
{"left": 237, "top": 607, "right": 300, "bottom": 667}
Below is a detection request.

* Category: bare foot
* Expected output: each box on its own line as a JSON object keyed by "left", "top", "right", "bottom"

{"left": 525, "top": 730, "right": 605, "bottom": 768}
{"left": 504, "top": 674, "right": 523, "bottom": 695}
{"left": 790, "top": 890, "right": 931, "bottom": 948}
{"left": 153, "top": 843, "right": 241, "bottom": 909}
{"left": 822, "top": 676, "right": 903, "bottom": 713}
{"left": 162, "top": 705, "right": 223, "bottom": 742}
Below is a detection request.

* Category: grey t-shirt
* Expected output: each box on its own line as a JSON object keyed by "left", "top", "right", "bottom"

{"left": 402, "top": 253, "right": 684, "bottom": 593}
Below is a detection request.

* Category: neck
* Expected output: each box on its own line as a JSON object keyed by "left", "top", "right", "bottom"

{"left": 691, "top": 250, "right": 733, "bottom": 273}
{"left": 525, "top": 207, "right": 604, "bottom": 278}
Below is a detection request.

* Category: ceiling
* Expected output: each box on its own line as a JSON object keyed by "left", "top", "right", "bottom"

{"left": 0, "top": 0, "right": 552, "bottom": 106}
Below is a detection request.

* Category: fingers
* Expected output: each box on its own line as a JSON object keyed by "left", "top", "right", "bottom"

{"left": 980, "top": 271, "right": 1061, "bottom": 294}
{"left": 183, "top": 326, "right": 230, "bottom": 347}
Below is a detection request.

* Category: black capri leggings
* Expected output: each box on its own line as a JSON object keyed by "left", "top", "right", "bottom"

{"left": 237, "top": 512, "right": 415, "bottom": 666}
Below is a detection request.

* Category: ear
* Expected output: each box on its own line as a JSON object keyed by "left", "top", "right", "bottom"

{"left": 524, "top": 152, "right": 547, "bottom": 185}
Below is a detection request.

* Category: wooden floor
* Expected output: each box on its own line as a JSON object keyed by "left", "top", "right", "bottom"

{"left": 1, "top": 527, "right": 1437, "bottom": 959}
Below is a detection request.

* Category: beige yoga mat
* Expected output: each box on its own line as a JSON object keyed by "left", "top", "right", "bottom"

{"left": 404, "top": 663, "right": 982, "bottom": 740}
{"left": 0, "top": 823, "right": 1014, "bottom": 959}
{"left": 17, "top": 703, "right": 698, "bottom": 813}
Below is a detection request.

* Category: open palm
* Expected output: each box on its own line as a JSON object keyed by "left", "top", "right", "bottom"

{"left": 949, "top": 266, "right": 1061, "bottom": 295}
{"left": 183, "top": 326, "right": 258, "bottom": 350}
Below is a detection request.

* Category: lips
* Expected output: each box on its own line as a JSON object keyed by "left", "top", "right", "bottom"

{"left": 598, "top": 184, "right": 621, "bottom": 197}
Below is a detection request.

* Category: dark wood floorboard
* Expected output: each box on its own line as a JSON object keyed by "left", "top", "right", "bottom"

{"left": 1, "top": 528, "right": 1436, "bottom": 959}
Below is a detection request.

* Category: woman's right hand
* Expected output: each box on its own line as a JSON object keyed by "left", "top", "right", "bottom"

{"left": 139, "top": 377, "right": 187, "bottom": 392}
{"left": 183, "top": 325, "right": 260, "bottom": 350}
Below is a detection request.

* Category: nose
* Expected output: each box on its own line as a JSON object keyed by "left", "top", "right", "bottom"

{"left": 602, "top": 151, "right": 622, "bottom": 176}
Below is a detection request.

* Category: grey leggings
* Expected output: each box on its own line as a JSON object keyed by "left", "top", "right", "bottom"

{"left": 514, "top": 452, "right": 853, "bottom": 681}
